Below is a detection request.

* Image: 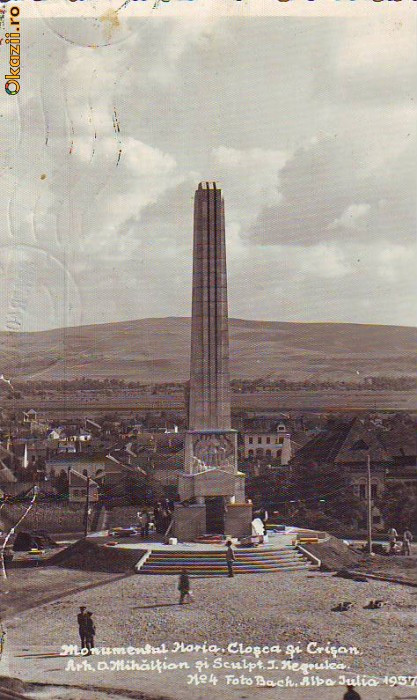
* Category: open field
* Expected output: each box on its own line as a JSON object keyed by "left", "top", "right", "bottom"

{"left": 1, "top": 566, "right": 416, "bottom": 700}
{"left": 1, "top": 317, "right": 416, "bottom": 383}
{"left": 4, "top": 390, "right": 417, "bottom": 414}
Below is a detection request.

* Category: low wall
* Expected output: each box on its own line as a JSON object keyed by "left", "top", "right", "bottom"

{"left": 1, "top": 503, "right": 85, "bottom": 534}
{"left": 105, "top": 506, "right": 140, "bottom": 529}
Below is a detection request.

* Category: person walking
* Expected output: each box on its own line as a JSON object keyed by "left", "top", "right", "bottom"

{"left": 226, "top": 540, "right": 236, "bottom": 578}
{"left": 178, "top": 568, "right": 193, "bottom": 605}
{"left": 402, "top": 528, "right": 413, "bottom": 556}
{"left": 388, "top": 527, "right": 398, "bottom": 554}
{"left": 85, "top": 611, "right": 96, "bottom": 655}
{"left": 77, "top": 606, "right": 87, "bottom": 650}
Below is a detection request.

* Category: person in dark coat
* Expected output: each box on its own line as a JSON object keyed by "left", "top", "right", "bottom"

{"left": 178, "top": 568, "right": 191, "bottom": 605}
{"left": 343, "top": 685, "right": 361, "bottom": 700}
{"left": 85, "top": 611, "right": 95, "bottom": 654}
{"left": 226, "top": 541, "right": 236, "bottom": 577}
{"left": 154, "top": 503, "right": 163, "bottom": 534}
{"left": 77, "top": 606, "right": 87, "bottom": 650}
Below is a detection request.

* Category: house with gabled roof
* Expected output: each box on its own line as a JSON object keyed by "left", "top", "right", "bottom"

{"left": 289, "top": 416, "right": 395, "bottom": 530}
{"left": 68, "top": 470, "right": 99, "bottom": 504}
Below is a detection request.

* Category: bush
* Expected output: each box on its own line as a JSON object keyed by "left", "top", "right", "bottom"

{"left": 286, "top": 510, "right": 358, "bottom": 537}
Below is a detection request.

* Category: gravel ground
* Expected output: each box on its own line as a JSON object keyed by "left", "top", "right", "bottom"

{"left": 0, "top": 568, "right": 124, "bottom": 619}
{"left": 5, "top": 569, "right": 416, "bottom": 683}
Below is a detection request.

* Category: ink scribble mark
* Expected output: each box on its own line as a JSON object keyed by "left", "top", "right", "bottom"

{"left": 41, "top": 88, "right": 50, "bottom": 147}
{"left": 69, "top": 121, "right": 75, "bottom": 155}
{"left": 34, "top": 0, "right": 139, "bottom": 49}
{"left": 112, "top": 107, "right": 123, "bottom": 166}
{"left": 117, "top": 0, "right": 132, "bottom": 11}
{"left": 88, "top": 69, "right": 98, "bottom": 163}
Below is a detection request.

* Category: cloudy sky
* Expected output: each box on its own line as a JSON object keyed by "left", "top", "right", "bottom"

{"left": 0, "top": 14, "right": 416, "bottom": 331}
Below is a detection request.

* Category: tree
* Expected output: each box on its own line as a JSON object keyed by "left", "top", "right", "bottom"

{"left": 377, "top": 484, "right": 417, "bottom": 532}
{"left": 287, "top": 460, "right": 363, "bottom": 528}
{"left": 55, "top": 470, "right": 69, "bottom": 497}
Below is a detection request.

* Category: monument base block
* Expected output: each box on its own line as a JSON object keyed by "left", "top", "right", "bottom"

{"left": 224, "top": 503, "right": 253, "bottom": 539}
{"left": 173, "top": 503, "right": 206, "bottom": 541}
{"left": 172, "top": 499, "right": 252, "bottom": 541}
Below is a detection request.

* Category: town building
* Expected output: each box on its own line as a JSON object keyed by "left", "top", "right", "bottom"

{"left": 243, "top": 422, "right": 292, "bottom": 464}
{"left": 68, "top": 470, "right": 99, "bottom": 504}
{"left": 289, "top": 414, "right": 417, "bottom": 530}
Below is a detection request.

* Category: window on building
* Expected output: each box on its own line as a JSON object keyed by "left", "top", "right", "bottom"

{"left": 265, "top": 449, "right": 272, "bottom": 457}
{"left": 278, "top": 437, "right": 284, "bottom": 445}
{"left": 266, "top": 437, "right": 271, "bottom": 444}
{"left": 359, "top": 484, "right": 366, "bottom": 500}
{"left": 248, "top": 449, "right": 254, "bottom": 457}
{"left": 258, "top": 437, "right": 262, "bottom": 444}
{"left": 248, "top": 437, "right": 253, "bottom": 445}
{"left": 371, "top": 484, "right": 378, "bottom": 499}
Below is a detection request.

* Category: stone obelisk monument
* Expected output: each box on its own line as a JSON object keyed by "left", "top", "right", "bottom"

{"left": 174, "top": 183, "right": 252, "bottom": 541}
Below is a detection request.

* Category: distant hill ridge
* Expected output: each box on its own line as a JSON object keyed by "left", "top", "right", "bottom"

{"left": 0, "top": 317, "right": 416, "bottom": 382}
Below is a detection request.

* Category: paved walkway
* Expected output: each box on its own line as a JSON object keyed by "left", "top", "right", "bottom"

{"left": 87, "top": 530, "right": 299, "bottom": 552}
{"left": 1, "top": 564, "right": 415, "bottom": 700}
{"left": 4, "top": 642, "right": 416, "bottom": 700}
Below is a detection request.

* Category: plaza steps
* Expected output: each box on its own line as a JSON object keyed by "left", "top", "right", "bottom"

{"left": 137, "top": 546, "right": 315, "bottom": 576}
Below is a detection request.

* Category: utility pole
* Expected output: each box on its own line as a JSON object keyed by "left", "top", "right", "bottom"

{"left": 84, "top": 476, "right": 90, "bottom": 538}
{"left": 366, "top": 453, "right": 373, "bottom": 555}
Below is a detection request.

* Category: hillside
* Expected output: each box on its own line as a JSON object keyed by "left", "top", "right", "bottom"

{"left": 0, "top": 318, "right": 416, "bottom": 383}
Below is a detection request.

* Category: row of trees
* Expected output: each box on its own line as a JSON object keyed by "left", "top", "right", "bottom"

{"left": 245, "top": 461, "right": 417, "bottom": 534}
{"left": 232, "top": 376, "right": 417, "bottom": 392}
{"left": 7, "top": 375, "right": 417, "bottom": 395}
{"left": 11, "top": 379, "right": 184, "bottom": 392}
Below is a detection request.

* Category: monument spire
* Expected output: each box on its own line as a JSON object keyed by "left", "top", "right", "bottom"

{"left": 173, "top": 182, "right": 252, "bottom": 540}
{"left": 189, "top": 182, "right": 231, "bottom": 431}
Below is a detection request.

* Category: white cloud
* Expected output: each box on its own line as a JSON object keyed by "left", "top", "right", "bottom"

{"left": 297, "top": 245, "right": 350, "bottom": 279}
{"left": 212, "top": 146, "right": 290, "bottom": 254}
{"left": 376, "top": 244, "right": 416, "bottom": 282}
{"left": 329, "top": 203, "right": 371, "bottom": 230}
{"left": 0, "top": 17, "right": 416, "bottom": 330}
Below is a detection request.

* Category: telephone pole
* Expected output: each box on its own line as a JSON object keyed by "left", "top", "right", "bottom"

{"left": 366, "top": 453, "right": 373, "bottom": 555}
{"left": 84, "top": 476, "right": 90, "bottom": 538}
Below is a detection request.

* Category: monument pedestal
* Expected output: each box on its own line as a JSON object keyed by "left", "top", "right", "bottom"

{"left": 173, "top": 500, "right": 252, "bottom": 540}
{"left": 173, "top": 428, "right": 252, "bottom": 540}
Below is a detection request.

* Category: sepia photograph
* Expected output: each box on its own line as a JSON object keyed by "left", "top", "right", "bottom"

{"left": 0, "top": 2, "right": 416, "bottom": 698}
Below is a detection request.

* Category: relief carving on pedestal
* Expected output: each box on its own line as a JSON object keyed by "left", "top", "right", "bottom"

{"left": 191, "top": 433, "right": 236, "bottom": 473}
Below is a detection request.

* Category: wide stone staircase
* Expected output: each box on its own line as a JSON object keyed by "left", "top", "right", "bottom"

{"left": 137, "top": 544, "right": 315, "bottom": 576}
